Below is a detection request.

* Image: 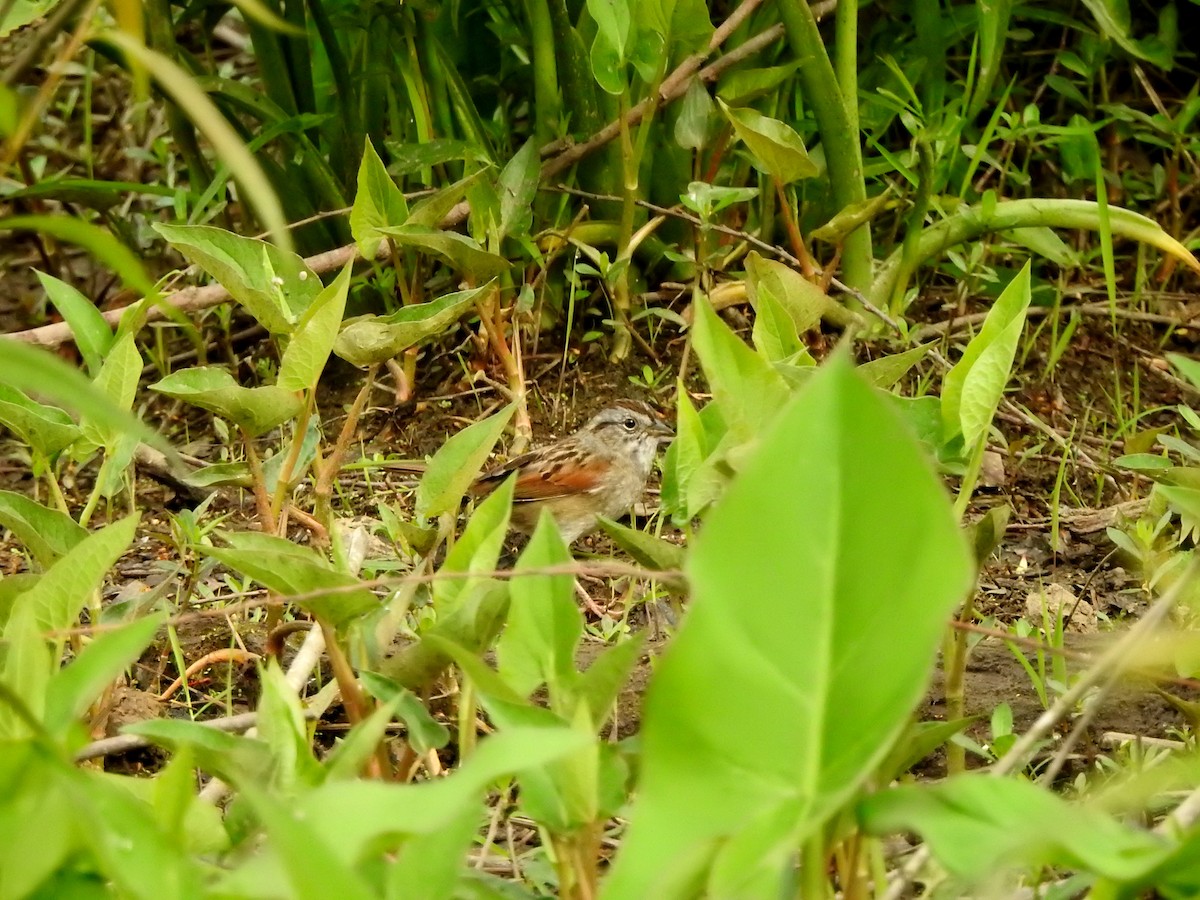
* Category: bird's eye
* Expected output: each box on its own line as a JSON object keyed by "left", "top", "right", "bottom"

{"left": 622, "top": 417, "right": 638, "bottom": 430}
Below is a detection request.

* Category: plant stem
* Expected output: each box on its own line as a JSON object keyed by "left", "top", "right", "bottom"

{"left": 241, "top": 431, "right": 277, "bottom": 534}
{"left": 313, "top": 363, "right": 379, "bottom": 527}
{"left": 77, "top": 451, "right": 113, "bottom": 528}
{"left": 776, "top": 0, "right": 871, "bottom": 292}
{"left": 269, "top": 392, "right": 314, "bottom": 528}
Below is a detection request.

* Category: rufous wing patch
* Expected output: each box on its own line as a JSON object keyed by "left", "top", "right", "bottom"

{"left": 512, "top": 458, "right": 608, "bottom": 501}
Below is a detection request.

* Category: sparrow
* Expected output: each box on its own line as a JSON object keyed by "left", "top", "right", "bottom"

{"left": 472, "top": 400, "right": 674, "bottom": 542}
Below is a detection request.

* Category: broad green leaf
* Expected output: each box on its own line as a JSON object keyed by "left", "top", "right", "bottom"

{"left": 719, "top": 100, "right": 819, "bottom": 184}
{"left": 79, "top": 332, "right": 142, "bottom": 450}
{"left": 497, "top": 138, "right": 540, "bottom": 241}
{"left": 358, "top": 671, "right": 450, "bottom": 754}
{"left": 586, "top": 0, "right": 631, "bottom": 95}
{"left": 941, "top": 261, "right": 1032, "bottom": 449}
{"left": 860, "top": 774, "right": 1166, "bottom": 882}
{"left": 122, "top": 719, "right": 275, "bottom": 786}
{"left": 573, "top": 632, "right": 646, "bottom": 725}
{"left": 255, "top": 660, "right": 321, "bottom": 791}
{"left": 496, "top": 515, "right": 581, "bottom": 699}
{"left": 0, "top": 601, "right": 52, "bottom": 732}
{"left": 0, "top": 384, "right": 80, "bottom": 459}
{"left": 291, "top": 727, "right": 586, "bottom": 857}
{"left": 154, "top": 223, "right": 319, "bottom": 333}
{"left": 234, "top": 783, "right": 380, "bottom": 900}
{"left": 21, "top": 514, "right": 138, "bottom": 638}
{"left": 376, "top": 225, "right": 510, "bottom": 280}
{"left": 596, "top": 516, "right": 686, "bottom": 575}
{"left": 150, "top": 366, "right": 303, "bottom": 437}
{"left": 34, "top": 270, "right": 114, "bottom": 375}
{"left": 0, "top": 750, "right": 74, "bottom": 897}
{"left": 1169, "top": 353, "right": 1200, "bottom": 391}
{"left": 752, "top": 286, "right": 808, "bottom": 363}
{"left": 350, "top": 137, "right": 410, "bottom": 257}
{"left": 745, "top": 252, "right": 853, "bottom": 332}
{"left": 198, "top": 532, "right": 377, "bottom": 626}
{"left": 675, "top": 80, "right": 717, "bottom": 151}
{"left": 334, "top": 282, "right": 493, "bottom": 368}
{"left": 603, "top": 357, "right": 972, "bottom": 897}
{"left": 277, "top": 262, "right": 352, "bottom": 392}
{"left": 717, "top": 62, "right": 803, "bottom": 106}
{"left": 1080, "top": 0, "right": 1176, "bottom": 69}
{"left": 1000, "top": 226, "right": 1079, "bottom": 267}
{"left": 857, "top": 344, "right": 931, "bottom": 390}
{"left": 384, "top": 139, "right": 493, "bottom": 179}
{"left": 405, "top": 169, "right": 491, "bottom": 228}
{"left": 416, "top": 403, "right": 515, "bottom": 521}
{"left": 44, "top": 613, "right": 165, "bottom": 734}
{"left": 691, "top": 294, "right": 790, "bottom": 441}
{"left": 433, "top": 477, "right": 515, "bottom": 610}
{"left": 387, "top": 803, "right": 481, "bottom": 900}
{"left": 680, "top": 182, "right": 758, "bottom": 219}
{"left": 382, "top": 581, "right": 510, "bottom": 689}
{"left": 0, "top": 490, "right": 86, "bottom": 569}
{"left": 0, "top": 341, "right": 162, "bottom": 452}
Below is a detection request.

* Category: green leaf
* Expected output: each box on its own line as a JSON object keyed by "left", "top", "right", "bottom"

{"left": 860, "top": 774, "right": 1166, "bottom": 881}
{"left": 153, "top": 223, "right": 320, "bottom": 334}
{"left": 351, "top": 137, "right": 410, "bottom": 258}
{"left": 277, "top": 262, "right": 352, "bottom": 392}
{"left": 691, "top": 295, "right": 790, "bottom": 441}
{"left": 0, "top": 342, "right": 161, "bottom": 453}
{"left": 405, "top": 169, "right": 491, "bottom": 228}
{"left": 497, "top": 138, "right": 540, "bottom": 241}
{"left": 719, "top": 100, "right": 819, "bottom": 184}
{"left": 941, "top": 261, "right": 1031, "bottom": 449}
{"left": 416, "top": 403, "right": 515, "bottom": 521}
{"left": 0, "top": 490, "right": 87, "bottom": 568}
{"left": 0, "top": 601, "right": 52, "bottom": 732}
{"left": 150, "top": 366, "right": 303, "bottom": 437}
{"left": 358, "top": 671, "right": 450, "bottom": 754}
{"left": 384, "top": 139, "right": 493, "bottom": 179}
{"left": 33, "top": 270, "right": 114, "bottom": 376}
{"left": 22, "top": 514, "right": 138, "bottom": 638}
{"left": 198, "top": 532, "right": 377, "bottom": 626}
{"left": 596, "top": 516, "right": 685, "bottom": 574}
{"left": 857, "top": 344, "right": 931, "bottom": 390}
{"left": 604, "top": 356, "right": 972, "bottom": 896}
{"left": 745, "top": 251, "right": 853, "bottom": 332}
{"left": 0, "top": 384, "right": 80, "bottom": 459}
{"left": 496, "top": 515, "right": 581, "bottom": 699}
{"left": 675, "top": 80, "right": 717, "bottom": 151}
{"left": 44, "top": 613, "right": 165, "bottom": 735}
{"left": 78, "top": 332, "right": 142, "bottom": 450}
{"left": 434, "top": 478, "right": 515, "bottom": 610}
{"left": 376, "top": 225, "right": 511, "bottom": 280}
{"left": 387, "top": 803, "right": 481, "bottom": 900}
{"left": 1000, "top": 226, "right": 1079, "bottom": 267}
{"left": 236, "top": 783, "right": 379, "bottom": 900}
{"left": 333, "top": 282, "right": 494, "bottom": 368}
{"left": 255, "top": 660, "right": 321, "bottom": 791}
{"left": 586, "top": 0, "right": 631, "bottom": 95}
{"left": 123, "top": 719, "right": 275, "bottom": 786}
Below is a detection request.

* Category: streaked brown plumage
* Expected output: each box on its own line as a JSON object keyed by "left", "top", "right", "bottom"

{"left": 473, "top": 400, "right": 673, "bottom": 542}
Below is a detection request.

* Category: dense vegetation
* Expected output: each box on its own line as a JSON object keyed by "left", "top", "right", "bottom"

{"left": 2, "top": 0, "right": 1200, "bottom": 896}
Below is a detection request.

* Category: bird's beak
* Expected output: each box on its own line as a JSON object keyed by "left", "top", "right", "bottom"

{"left": 651, "top": 420, "right": 675, "bottom": 442}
